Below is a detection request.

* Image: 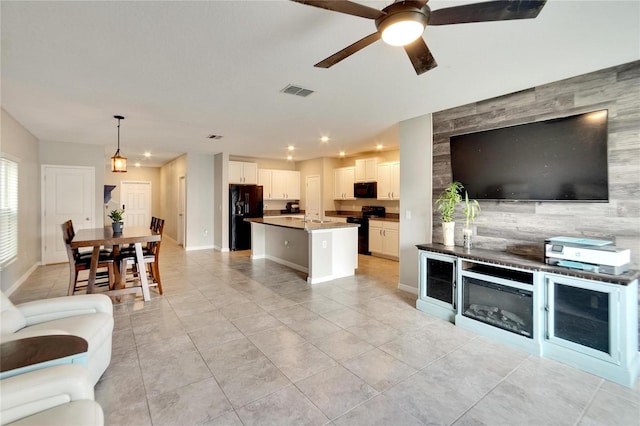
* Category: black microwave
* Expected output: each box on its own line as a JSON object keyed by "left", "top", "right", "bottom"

{"left": 354, "top": 182, "right": 377, "bottom": 198}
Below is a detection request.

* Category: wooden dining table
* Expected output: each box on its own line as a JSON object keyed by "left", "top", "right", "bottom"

{"left": 70, "top": 226, "right": 161, "bottom": 301}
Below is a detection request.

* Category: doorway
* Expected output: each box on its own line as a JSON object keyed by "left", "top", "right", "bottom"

{"left": 41, "top": 165, "right": 95, "bottom": 264}
{"left": 120, "top": 181, "right": 152, "bottom": 228}
{"left": 305, "top": 175, "right": 321, "bottom": 220}
{"left": 178, "top": 176, "right": 186, "bottom": 246}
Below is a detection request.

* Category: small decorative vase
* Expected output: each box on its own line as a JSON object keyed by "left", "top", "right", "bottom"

{"left": 442, "top": 222, "right": 455, "bottom": 246}
{"left": 112, "top": 221, "right": 123, "bottom": 233}
{"left": 463, "top": 227, "right": 473, "bottom": 250}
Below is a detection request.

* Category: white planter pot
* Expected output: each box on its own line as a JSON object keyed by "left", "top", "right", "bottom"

{"left": 442, "top": 222, "right": 455, "bottom": 246}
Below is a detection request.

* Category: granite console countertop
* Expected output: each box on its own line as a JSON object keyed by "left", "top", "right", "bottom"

{"left": 416, "top": 243, "right": 639, "bottom": 286}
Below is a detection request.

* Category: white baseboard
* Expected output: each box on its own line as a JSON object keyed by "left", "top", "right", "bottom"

{"left": 6, "top": 262, "right": 41, "bottom": 295}
{"left": 185, "top": 245, "right": 215, "bottom": 252}
{"left": 163, "top": 235, "right": 177, "bottom": 243}
{"left": 398, "top": 282, "right": 418, "bottom": 295}
{"left": 264, "top": 255, "right": 308, "bottom": 274}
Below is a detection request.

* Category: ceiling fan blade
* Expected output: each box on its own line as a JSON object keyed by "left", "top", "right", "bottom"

{"left": 315, "top": 32, "right": 381, "bottom": 68}
{"left": 291, "top": 0, "right": 384, "bottom": 20}
{"left": 429, "top": 0, "right": 547, "bottom": 26}
{"left": 404, "top": 37, "right": 438, "bottom": 75}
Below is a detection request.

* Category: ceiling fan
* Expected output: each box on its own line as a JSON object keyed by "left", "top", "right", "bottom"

{"left": 291, "top": 0, "right": 547, "bottom": 75}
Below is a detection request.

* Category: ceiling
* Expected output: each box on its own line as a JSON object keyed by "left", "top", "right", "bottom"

{"left": 2, "top": 1, "right": 639, "bottom": 167}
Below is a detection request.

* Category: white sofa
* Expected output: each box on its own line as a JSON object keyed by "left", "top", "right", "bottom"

{"left": 0, "top": 292, "right": 114, "bottom": 386}
{"left": 0, "top": 364, "right": 104, "bottom": 425}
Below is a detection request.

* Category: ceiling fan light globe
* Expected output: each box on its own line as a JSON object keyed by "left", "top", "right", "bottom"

{"left": 381, "top": 20, "right": 424, "bottom": 46}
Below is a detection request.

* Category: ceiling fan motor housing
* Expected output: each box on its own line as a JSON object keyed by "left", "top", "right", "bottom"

{"left": 375, "top": 2, "right": 431, "bottom": 42}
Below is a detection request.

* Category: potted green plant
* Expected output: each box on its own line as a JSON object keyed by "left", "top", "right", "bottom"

{"left": 108, "top": 208, "right": 125, "bottom": 233}
{"left": 463, "top": 191, "right": 480, "bottom": 249}
{"left": 435, "top": 181, "right": 463, "bottom": 246}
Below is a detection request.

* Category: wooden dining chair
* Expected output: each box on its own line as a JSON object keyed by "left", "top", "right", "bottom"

{"left": 117, "top": 217, "right": 165, "bottom": 295}
{"left": 61, "top": 220, "right": 115, "bottom": 295}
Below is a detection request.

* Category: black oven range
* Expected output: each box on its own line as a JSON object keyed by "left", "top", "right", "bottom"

{"left": 346, "top": 206, "right": 385, "bottom": 255}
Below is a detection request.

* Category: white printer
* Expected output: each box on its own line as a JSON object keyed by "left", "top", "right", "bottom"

{"left": 544, "top": 236, "right": 630, "bottom": 275}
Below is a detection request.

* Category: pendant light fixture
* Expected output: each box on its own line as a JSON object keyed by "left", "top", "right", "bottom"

{"left": 111, "top": 115, "right": 127, "bottom": 173}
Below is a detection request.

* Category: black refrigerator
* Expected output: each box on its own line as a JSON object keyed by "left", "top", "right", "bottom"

{"left": 229, "top": 185, "right": 263, "bottom": 251}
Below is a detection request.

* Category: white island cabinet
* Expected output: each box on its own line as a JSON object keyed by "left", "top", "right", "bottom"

{"left": 248, "top": 217, "right": 359, "bottom": 284}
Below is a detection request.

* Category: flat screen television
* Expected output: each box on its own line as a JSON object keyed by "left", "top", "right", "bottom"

{"left": 450, "top": 109, "right": 609, "bottom": 202}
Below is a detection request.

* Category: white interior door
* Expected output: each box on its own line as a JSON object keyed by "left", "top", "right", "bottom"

{"left": 120, "top": 181, "right": 151, "bottom": 228}
{"left": 178, "top": 176, "right": 186, "bottom": 246}
{"left": 306, "top": 175, "right": 321, "bottom": 220}
{"left": 42, "top": 165, "right": 95, "bottom": 264}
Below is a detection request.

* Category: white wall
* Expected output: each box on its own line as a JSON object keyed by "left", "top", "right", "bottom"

{"left": 398, "top": 114, "right": 433, "bottom": 293}
{"left": 214, "top": 152, "right": 228, "bottom": 251}
{"left": 160, "top": 155, "right": 187, "bottom": 241}
{"left": 0, "top": 109, "right": 41, "bottom": 294}
{"left": 185, "top": 154, "right": 215, "bottom": 250}
{"left": 103, "top": 165, "right": 161, "bottom": 226}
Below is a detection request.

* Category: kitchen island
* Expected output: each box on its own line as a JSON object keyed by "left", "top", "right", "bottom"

{"left": 247, "top": 217, "right": 359, "bottom": 284}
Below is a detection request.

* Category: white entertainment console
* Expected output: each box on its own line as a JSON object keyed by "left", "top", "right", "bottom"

{"left": 416, "top": 244, "right": 639, "bottom": 388}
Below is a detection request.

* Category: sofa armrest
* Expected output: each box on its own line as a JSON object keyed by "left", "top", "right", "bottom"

{"left": 0, "top": 364, "right": 95, "bottom": 425}
{"left": 17, "top": 294, "right": 113, "bottom": 326}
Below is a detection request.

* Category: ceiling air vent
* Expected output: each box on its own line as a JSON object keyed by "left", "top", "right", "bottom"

{"left": 207, "top": 135, "right": 223, "bottom": 140}
{"left": 281, "top": 84, "right": 314, "bottom": 97}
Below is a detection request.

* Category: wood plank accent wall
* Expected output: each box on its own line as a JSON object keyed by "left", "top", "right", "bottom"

{"left": 432, "top": 61, "right": 640, "bottom": 268}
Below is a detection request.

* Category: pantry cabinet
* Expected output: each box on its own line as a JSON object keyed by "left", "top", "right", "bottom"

{"left": 229, "top": 161, "right": 258, "bottom": 184}
{"left": 377, "top": 162, "right": 400, "bottom": 200}
{"left": 334, "top": 167, "right": 355, "bottom": 200}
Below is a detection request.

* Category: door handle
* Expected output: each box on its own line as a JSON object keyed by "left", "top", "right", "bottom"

{"left": 86, "top": 217, "right": 90, "bottom": 221}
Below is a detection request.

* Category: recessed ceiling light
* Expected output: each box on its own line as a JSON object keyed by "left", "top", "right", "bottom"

{"left": 144, "top": 152, "right": 151, "bottom": 158}
{"left": 376, "top": 144, "right": 383, "bottom": 150}
{"left": 135, "top": 162, "right": 141, "bottom": 167}
{"left": 321, "top": 136, "right": 330, "bottom": 143}
{"left": 287, "top": 155, "right": 293, "bottom": 161}
{"left": 288, "top": 145, "right": 295, "bottom": 151}
{"left": 339, "top": 151, "right": 345, "bottom": 157}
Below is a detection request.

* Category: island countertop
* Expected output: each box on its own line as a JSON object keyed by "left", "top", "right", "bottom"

{"left": 246, "top": 217, "right": 359, "bottom": 231}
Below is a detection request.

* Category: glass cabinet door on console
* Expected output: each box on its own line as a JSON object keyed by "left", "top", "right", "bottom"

{"left": 417, "top": 251, "right": 456, "bottom": 322}
{"left": 545, "top": 274, "right": 620, "bottom": 364}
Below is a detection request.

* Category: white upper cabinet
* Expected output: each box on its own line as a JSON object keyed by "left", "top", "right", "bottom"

{"left": 229, "top": 161, "right": 258, "bottom": 184}
{"left": 334, "top": 167, "right": 355, "bottom": 200}
{"left": 259, "top": 169, "right": 300, "bottom": 200}
{"left": 355, "top": 158, "right": 377, "bottom": 182}
{"left": 258, "top": 169, "right": 272, "bottom": 199}
{"left": 377, "top": 162, "right": 400, "bottom": 200}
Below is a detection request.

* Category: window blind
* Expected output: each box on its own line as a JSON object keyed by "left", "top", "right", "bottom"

{"left": 0, "top": 156, "right": 18, "bottom": 270}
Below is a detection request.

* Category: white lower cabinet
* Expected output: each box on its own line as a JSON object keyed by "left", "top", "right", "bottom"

{"left": 369, "top": 220, "right": 399, "bottom": 259}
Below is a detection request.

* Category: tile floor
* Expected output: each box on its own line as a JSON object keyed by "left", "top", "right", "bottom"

{"left": 10, "top": 239, "right": 640, "bottom": 425}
